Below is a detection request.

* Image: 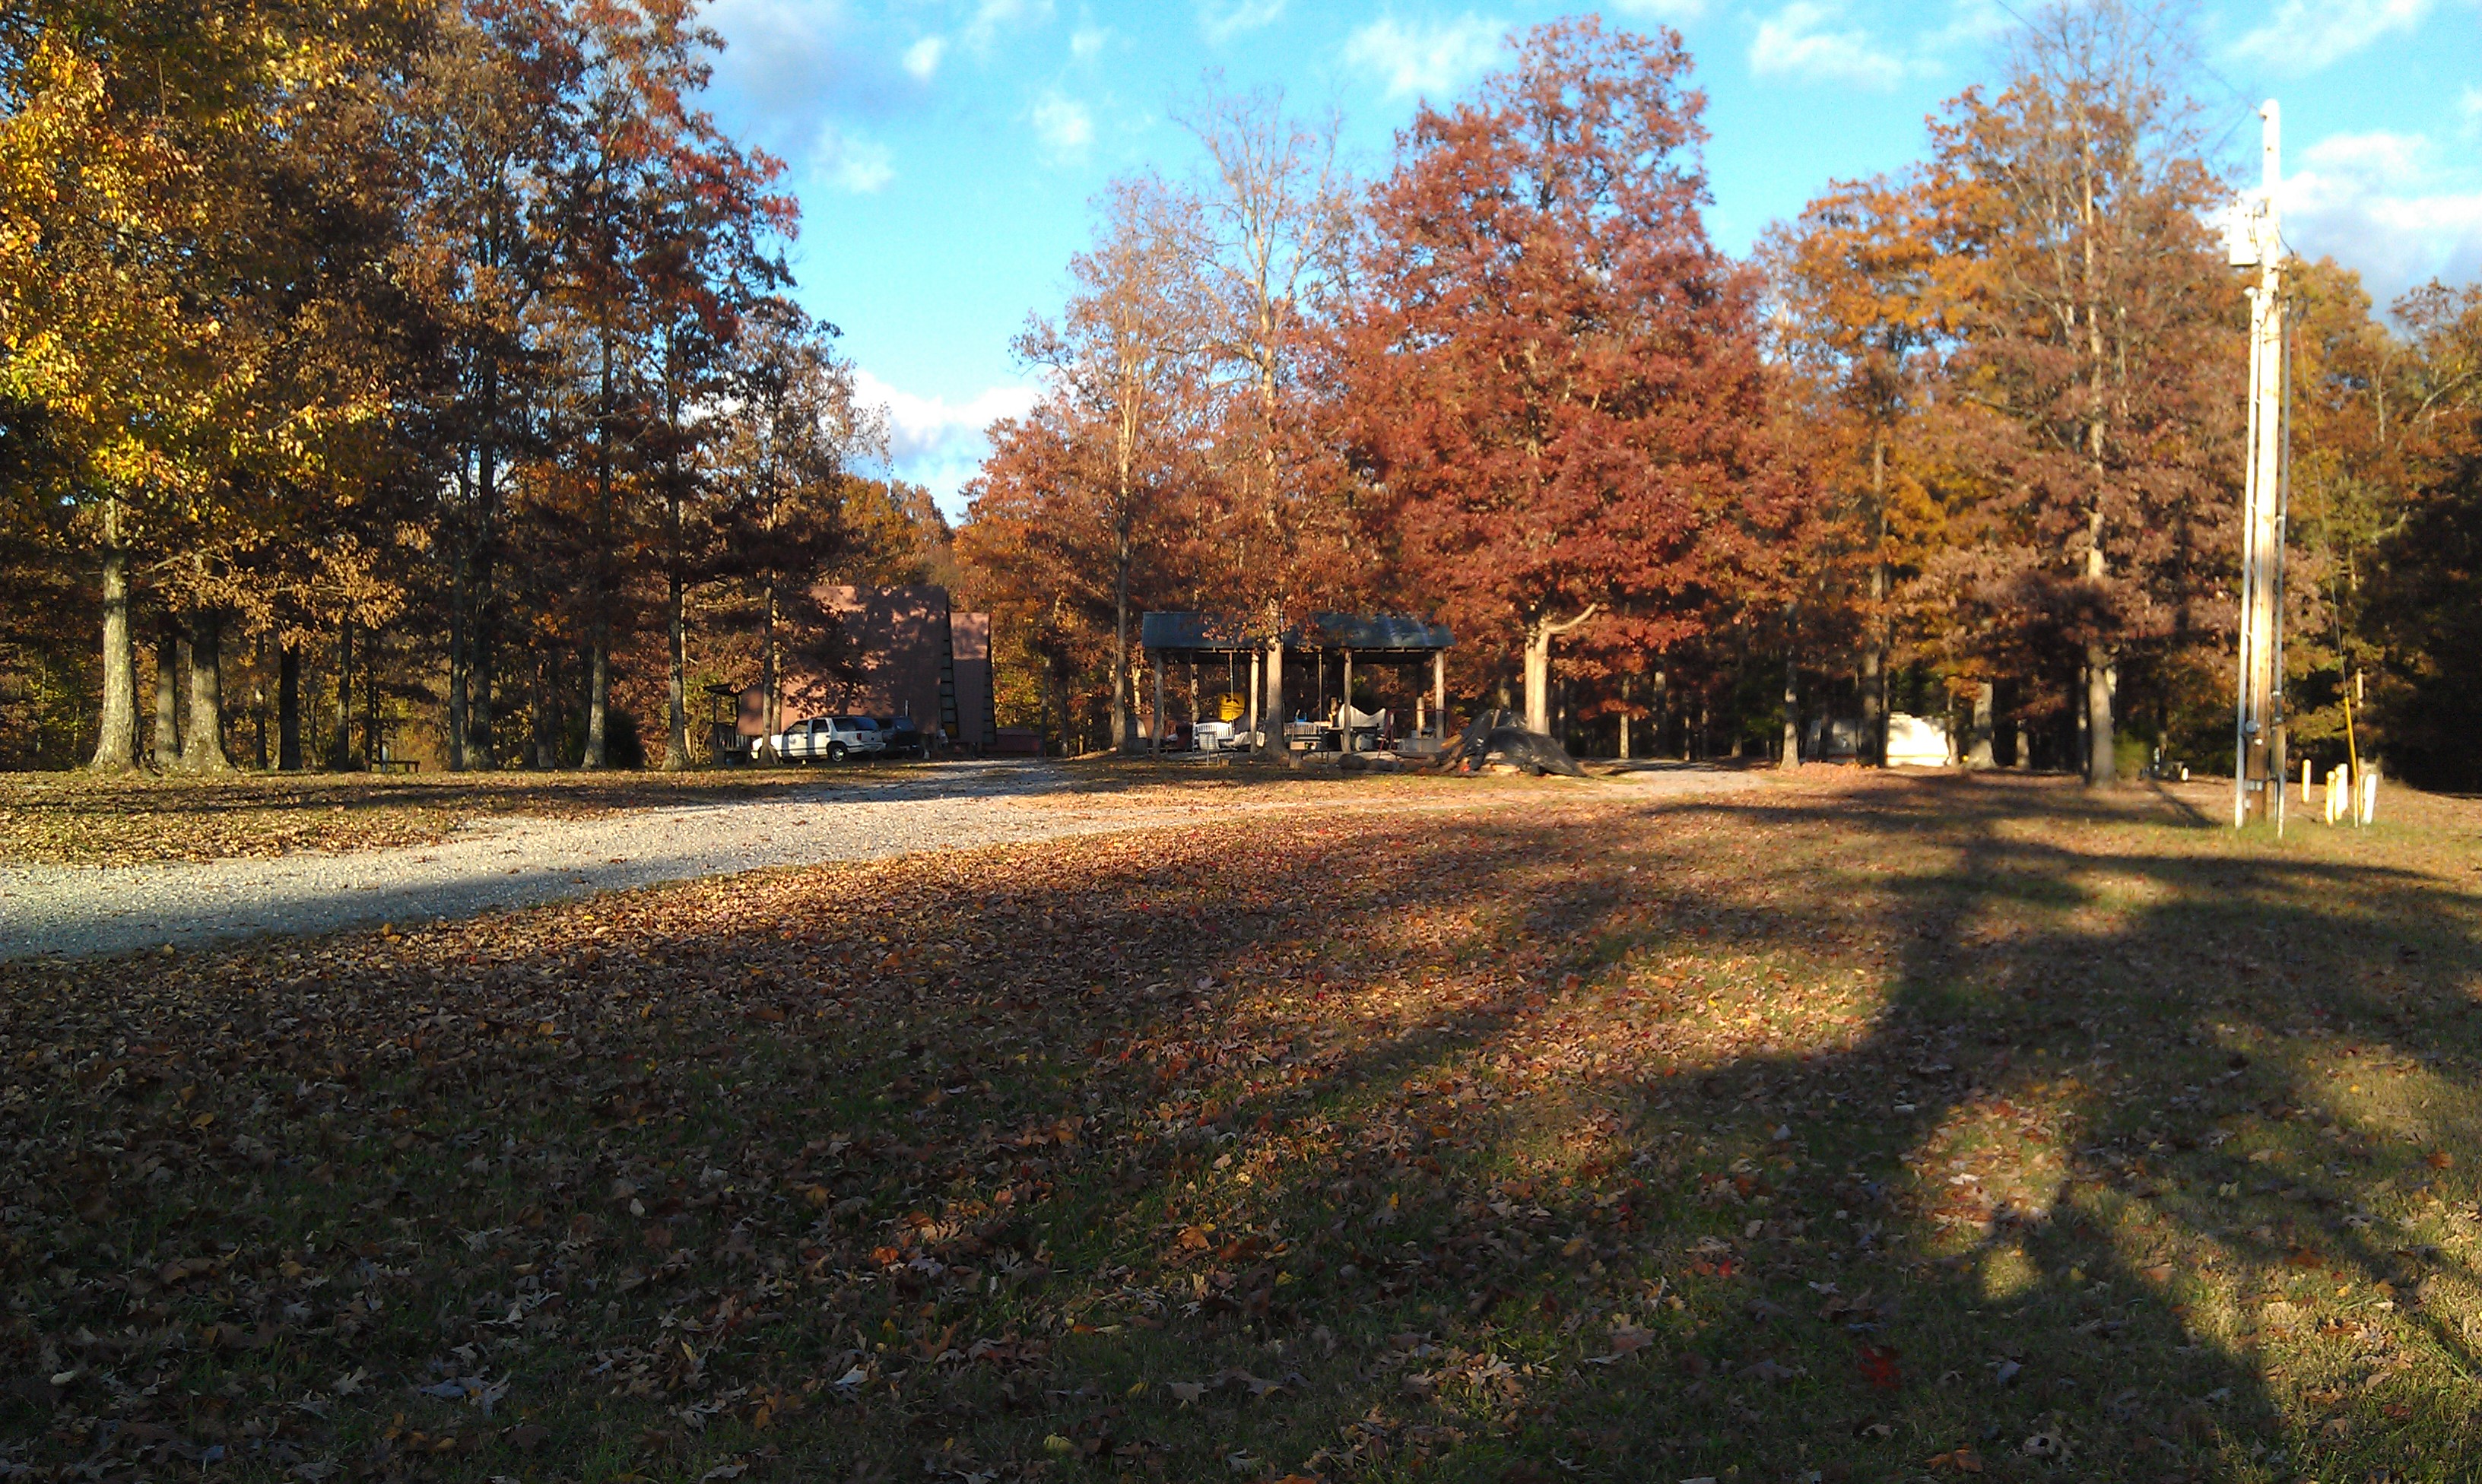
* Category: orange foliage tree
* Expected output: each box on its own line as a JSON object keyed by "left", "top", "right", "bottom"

{"left": 1334, "top": 17, "right": 1771, "bottom": 737}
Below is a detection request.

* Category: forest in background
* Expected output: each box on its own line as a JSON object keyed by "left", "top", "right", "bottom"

{"left": 5, "top": 2, "right": 2480, "bottom": 786}
{"left": 965, "top": 5, "right": 2482, "bottom": 787}
{"left": 0, "top": 0, "right": 951, "bottom": 775}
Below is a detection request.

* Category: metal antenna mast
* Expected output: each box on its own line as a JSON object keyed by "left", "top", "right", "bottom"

{"left": 2228, "top": 100, "right": 2288, "bottom": 828}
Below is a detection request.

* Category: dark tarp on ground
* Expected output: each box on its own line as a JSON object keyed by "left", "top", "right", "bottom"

{"left": 1436, "top": 709, "right": 1589, "bottom": 778}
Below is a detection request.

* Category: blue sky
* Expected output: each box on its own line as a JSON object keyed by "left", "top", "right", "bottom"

{"left": 691, "top": 0, "right": 2482, "bottom": 513}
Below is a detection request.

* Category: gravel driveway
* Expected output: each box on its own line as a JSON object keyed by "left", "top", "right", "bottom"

{"left": 0, "top": 759, "right": 1765, "bottom": 961}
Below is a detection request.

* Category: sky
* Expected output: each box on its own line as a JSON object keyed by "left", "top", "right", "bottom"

{"left": 689, "top": 0, "right": 2482, "bottom": 515}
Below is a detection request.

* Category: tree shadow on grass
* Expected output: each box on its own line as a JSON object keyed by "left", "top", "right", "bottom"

{"left": 2, "top": 774, "right": 2478, "bottom": 1483}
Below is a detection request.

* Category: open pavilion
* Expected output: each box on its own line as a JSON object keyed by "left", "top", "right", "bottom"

{"left": 1138, "top": 612, "right": 1455, "bottom": 755}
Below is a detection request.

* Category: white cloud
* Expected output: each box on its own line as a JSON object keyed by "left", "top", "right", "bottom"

{"left": 1914, "top": 0, "right": 2013, "bottom": 55}
{"left": 811, "top": 123, "right": 894, "bottom": 193}
{"left": 1031, "top": 91, "right": 1095, "bottom": 160}
{"left": 1607, "top": 0, "right": 1707, "bottom": 19}
{"left": 1341, "top": 15, "right": 1506, "bottom": 103}
{"left": 1198, "top": 0, "right": 1284, "bottom": 45}
{"left": 2281, "top": 129, "right": 2482, "bottom": 309}
{"left": 901, "top": 35, "right": 947, "bottom": 81}
{"left": 964, "top": 0, "right": 1055, "bottom": 50}
{"left": 1070, "top": 23, "right": 1109, "bottom": 61}
{"left": 2461, "top": 85, "right": 2482, "bottom": 136}
{"left": 2301, "top": 131, "right": 2427, "bottom": 181}
{"left": 1750, "top": 2, "right": 1905, "bottom": 88}
{"left": 698, "top": 0, "right": 878, "bottom": 155}
{"left": 855, "top": 370, "right": 1041, "bottom": 514}
{"left": 2228, "top": 0, "right": 2431, "bottom": 73}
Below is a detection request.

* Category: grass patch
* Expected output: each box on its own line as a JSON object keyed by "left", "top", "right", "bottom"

{"left": 5, "top": 772, "right": 2481, "bottom": 1482}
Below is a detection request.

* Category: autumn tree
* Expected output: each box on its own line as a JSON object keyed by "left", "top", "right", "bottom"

{"left": 835, "top": 476, "right": 953, "bottom": 588}
{"left": 958, "top": 406, "right": 1121, "bottom": 752}
{"left": 1923, "top": 0, "right": 2237, "bottom": 784}
{"left": 2364, "top": 282, "right": 2482, "bottom": 785}
{"left": 1336, "top": 16, "right": 1768, "bottom": 737}
{"left": 1176, "top": 86, "right": 1354, "bottom": 749}
{"left": 709, "top": 300, "right": 881, "bottom": 759}
{"left": 0, "top": 0, "right": 284, "bottom": 769}
{"left": 1015, "top": 176, "right": 1205, "bottom": 751}
{"left": 2, "top": 0, "right": 439, "bottom": 774}
{"left": 1765, "top": 175, "right": 1948, "bottom": 764}
{"left": 405, "top": 0, "right": 582, "bottom": 771}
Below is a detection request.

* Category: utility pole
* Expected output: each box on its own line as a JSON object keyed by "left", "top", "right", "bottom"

{"left": 2229, "top": 100, "right": 2289, "bottom": 829}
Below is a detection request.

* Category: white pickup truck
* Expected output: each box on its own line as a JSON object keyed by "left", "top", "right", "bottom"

{"left": 764, "top": 715, "right": 884, "bottom": 763}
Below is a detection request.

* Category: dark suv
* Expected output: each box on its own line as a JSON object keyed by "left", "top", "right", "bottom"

{"left": 874, "top": 716, "right": 934, "bottom": 760}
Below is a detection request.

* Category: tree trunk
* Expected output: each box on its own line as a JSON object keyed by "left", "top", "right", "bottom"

{"left": 1966, "top": 682, "right": 1995, "bottom": 769}
{"left": 363, "top": 629, "right": 381, "bottom": 766}
{"left": 1779, "top": 635, "right": 1801, "bottom": 771}
{"left": 471, "top": 613, "right": 494, "bottom": 770}
{"left": 278, "top": 645, "right": 301, "bottom": 770}
{"left": 252, "top": 633, "right": 268, "bottom": 770}
{"left": 179, "top": 610, "right": 233, "bottom": 772}
{"left": 760, "top": 578, "right": 779, "bottom": 764}
{"left": 90, "top": 537, "right": 139, "bottom": 770}
{"left": 153, "top": 619, "right": 182, "bottom": 769}
{"left": 529, "top": 652, "right": 554, "bottom": 769}
{"left": 2086, "top": 641, "right": 2115, "bottom": 784}
{"left": 470, "top": 370, "right": 501, "bottom": 772}
{"left": 662, "top": 565, "right": 690, "bottom": 770}
{"left": 1522, "top": 607, "right": 1598, "bottom": 737}
{"left": 586, "top": 324, "right": 614, "bottom": 771}
{"left": 331, "top": 620, "right": 354, "bottom": 769}
{"left": 2071, "top": 122, "right": 2118, "bottom": 788}
{"left": 1039, "top": 662, "right": 1053, "bottom": 756}
{"left": 1862, "top": 434, "right": 1889, "bottom": 767}
{"left": 1618, "top": 674, "right": 1633, "bottom": 760}
{"left": 585, "top": 632, "right": 610, "bottom": 769}
{"left": 449, "top": 553, "right": 469, "bottom": 771}
{"left": 1111, "top": 525, "right": 1132, "bottom": 753}
{"left": 2081, "top": 463, "right": 2115, "bottom": 783}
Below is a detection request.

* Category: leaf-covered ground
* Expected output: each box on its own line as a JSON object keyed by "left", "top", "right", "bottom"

{"left": 0, "top": 772, "right": 864, "bottom": 867}
{"left": 6, "top": 772, "right": 2482, "bottom": 1483}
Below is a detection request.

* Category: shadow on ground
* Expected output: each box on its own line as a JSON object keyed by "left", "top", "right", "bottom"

{"left": 3, "top": 774, "right": 2478, "bottom": 1482}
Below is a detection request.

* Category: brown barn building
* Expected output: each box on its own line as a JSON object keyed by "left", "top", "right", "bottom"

{"left": 718, "top": 585, "right": 998, "bottom": 756}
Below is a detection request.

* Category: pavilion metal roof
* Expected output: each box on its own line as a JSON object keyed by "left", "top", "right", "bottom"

{"left": 1140, "top": 611, "right": 1452, "bottom": 655}
{"left": 1302, "top": 613, "right": 1453, "bottom": 651}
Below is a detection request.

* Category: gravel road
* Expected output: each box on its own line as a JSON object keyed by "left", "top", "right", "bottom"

{"left": 0, "top": 760, "right": 1765, "bottom": 962}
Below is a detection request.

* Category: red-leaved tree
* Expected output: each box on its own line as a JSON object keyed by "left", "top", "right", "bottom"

{"left": 1334, "top": 16, "right": 1769, "bottom": 736}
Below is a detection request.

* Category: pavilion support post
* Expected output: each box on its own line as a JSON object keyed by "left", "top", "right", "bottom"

{"left": 1265, "top": 640, "right": 1286, "bottom": 759}
{"left": 1433, "top": 651, "right": 1446, "bottom": 744}
{"left": 1249, "top": 650, "right": 1262, "bottom": 753}
{"left": 1152, "top": 652, "right": 1166, "bottom": 756}
{"left": 1341, "top": 651, "right": 1354, "bottom": 752}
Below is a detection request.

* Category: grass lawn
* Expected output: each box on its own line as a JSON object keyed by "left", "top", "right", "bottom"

{"left": 5, "top": 771, "right": 2481, "bottom": 1482}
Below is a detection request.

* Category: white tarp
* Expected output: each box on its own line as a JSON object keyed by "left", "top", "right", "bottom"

{"left": 1885, "top": 711, "right": 1954, "bottom": 766}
